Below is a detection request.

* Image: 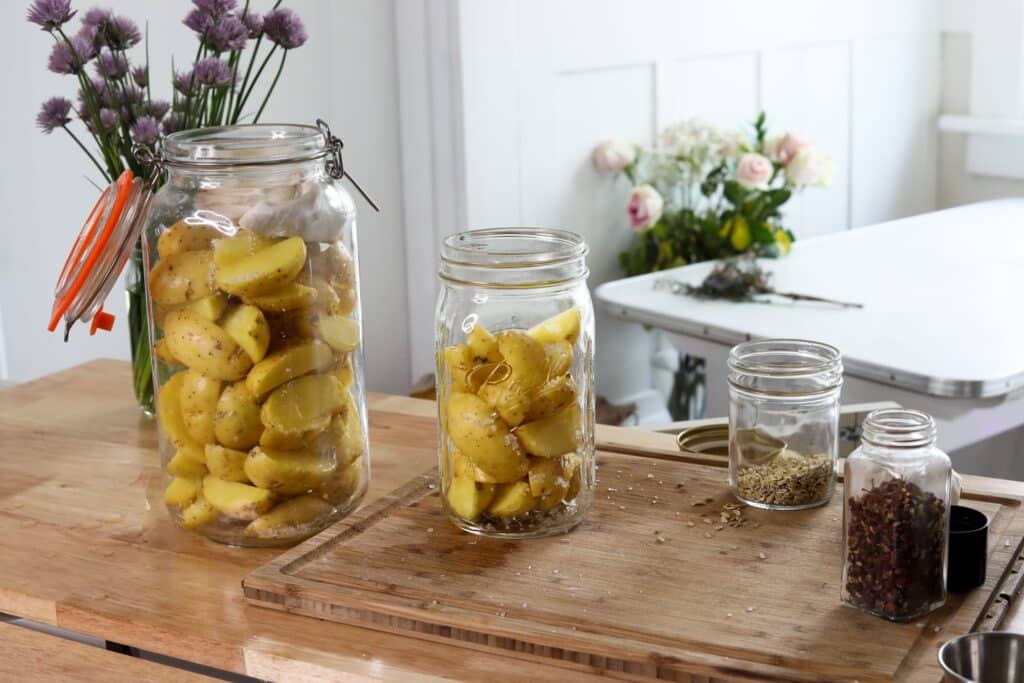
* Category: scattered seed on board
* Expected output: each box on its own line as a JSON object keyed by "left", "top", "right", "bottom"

{"left": 704, "top": 531, "right": 713, "bottom": 539}
{"left": 758, "top": 552, "right": 767, "bottom": 560}
{"left": 656, "top": 536, "right": 666, "bottom": 544}
{"left": 427, "top": 527, "right": 434, "bottom": 533}
{"left": 687, "top": 521, "right": 696, "bottom": 527}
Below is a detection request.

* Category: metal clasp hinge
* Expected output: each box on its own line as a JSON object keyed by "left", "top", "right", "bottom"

{"left": 317, "top": 119, "right": 380, "bottom": 213}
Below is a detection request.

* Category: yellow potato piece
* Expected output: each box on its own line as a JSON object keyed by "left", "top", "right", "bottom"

{"left": 563, "top": 453, "right": 582, "bottom": 502}
{"left": 327, "top": 395, "right": 365, "bottom": 467}
{"left": 212, "top": 230, "right": 274, "bottom": 270}
{"left": 467, "top": 324, "right": 502, "bottom": 363}
{"left": 157, "top": 371, "right": 193, "bottom": 449}
{"left": 202, "top": 475, "right": 274, "bottom": 521}
{"left": 157, "top": 220, "right": 220, "bottom": 259}
{"left": 220, "top": 304, "right": 270, "bottom": 364}
{"left": 496, "top": 330, "right": 547, "bottom": 390}
{"left": 260, "top": 427, "right": 309, "bottom": 450}
{"left": 187, "top": 293, "right": 230, "bottom": 322}
{"left": 261, "top": 374, "right": 346, "bottom": 435}
{"left": 213, "top": 381, "right": 263, "bottom": 450}
{"left": 180, "top": 370, "right": 221, "bottom": 445}
{"left": 447, "top": 475, "right": 496, "bottom": 521}
{"left": 153, "top": 339, "right": 181, "bottom": 367}
{"left": 319, "top": 460, "right": 365, "bottom": 505}
{"left": 167, "top": 446, "right": 208, "bottom": 479}
{"left": 544, "top": 340, "right": 573, "bottom": 378}
{"left": 246, "top": 340, "right": 335, "bottom": 400}
{"left": 180, "top": 496, "right": 220, "bottom": 529}
{"left": 215, "top": 236, "right": 307, "bottom": 298}
{"left": 164, "top": 309, "right": 252, "bottom": 381}
{"left": 316, "top": 314, "right": 360, "bottom": 353}
{"left": 245, "top": 282, "right": 318, "bottom": 313}
{"left": 205, "top": 444, "right": 249, "bottom": 483}
{"left": 516, "top": 403, "right": 581, "bottom": 457}
{"left": 527, "top": 456, "right": 568, "bottom": 498}
{"left": 451, "top": 448, "right": 498, "bottom": 484}
{"left": 330, "top": 357, "right": 354, "bottom": 389}
{"left": 487, "top": 480, "right": 536, "bottom": 518}
{"left": 245, "top": 447, "right": 336, "bottom": 495}
{"left": 446, "top": 393, "right": 528, "bottom": 483}
{"left": 527, "top": 307, "right": 581, "bottom": 345}
{"left": 148, "top": 250, "right": 214, "bottom": 305}
{"left": 245, "top": 494, "right": 334, "bottom": 538}
{"left": 522, "top": 375, "right": 576, "bottom": 423}
{"left": 164, "top": 477, "right": 200, "bottom": 507}
{"left": 309, "top": 242, "right": 356, "bottom": 291}
{"left": 442, "top": 344, "right": 474, "bottom": 393}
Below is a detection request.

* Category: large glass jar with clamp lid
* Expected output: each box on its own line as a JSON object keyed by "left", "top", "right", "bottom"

{"left": 436, "top": 228, "right": 596, "bottom": 538}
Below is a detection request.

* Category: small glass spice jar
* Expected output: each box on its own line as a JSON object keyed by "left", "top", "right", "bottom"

{"left": 842, "top": 409, "right": 951, "bottom": 621}
{"left": 728, "top": 339, "right": 842, "bottom": 510}
{"left": 435, "top": 228, "right": 596, "bottom": 538}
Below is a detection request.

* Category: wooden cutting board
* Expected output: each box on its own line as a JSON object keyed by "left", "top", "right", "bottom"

{"left": 244, "top": 446, "right": 1024, "bottom": 682}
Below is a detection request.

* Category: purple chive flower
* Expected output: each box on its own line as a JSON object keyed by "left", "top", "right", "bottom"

{"left": 174, "top": 70, "right": 197, "bottom": 95}
{"left": 98, "top": 107, "right": 119, "bottom": 131}
{"left": 36, "top": 96, "right": 73, "bottom": 133}
{"left": 95, "top": 49, "right": 129, "bottom": 78}
{"left": 142, "top": 99, "right": 170, "bottom": 120}
{"left": 122, "top": 85, "right": 145, "bottom": 105}
{"left": 131, "top": 65, "right": 148, "bottom": 88}
{"left": 82, "top": 7, "right": 112, "bottom": 27}
{"left": 241, "top": 10, "right": 263, "bottom": 38}
{"left": 27, "top": 0, "right": 76, "bottom": 31}
{"left": 130, "top": 116, "right": 161, "bottom": 145}
{"left": 262, "top": 8, "right": 307, "bottom": 49}
{"left": 105, "top": 15, "right": 141, "bottom": 48}
{"left": 205, "top": 14, "right": 247, "bottom": 51}
{"left": 183, "top": 8, "right": 213, "bottom": 35}
{"left": 162, "top": 112, "right": 185, "bottom": 135}
{"left": 193, "top": 0, "right": 238, "bottom": 17}
{"left": 47, "top": 36, "right": 95, "bottom": 74}
{"left": 193, "top": 56, "right": 232, "bottom": 87}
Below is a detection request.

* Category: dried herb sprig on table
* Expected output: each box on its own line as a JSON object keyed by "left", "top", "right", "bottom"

{"left": 655, "top": 255, "right": 863, "bottom": 308}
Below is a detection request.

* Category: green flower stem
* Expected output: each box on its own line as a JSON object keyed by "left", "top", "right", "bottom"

{"left": 234, "top": 44, "right": 278, "bottom": 120}
{"left": 61, "top": 125, "right": 111, "bottom": 182}
{"left": 253, "top": 50, "right": 287, "bottom": 123}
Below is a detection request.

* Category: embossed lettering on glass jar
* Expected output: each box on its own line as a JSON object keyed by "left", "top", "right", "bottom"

{"left": 728, "top": 339, "right": 842, "bottom": 510}
{"left": 436, "top": 228, "right": 595, "bottom": 538}
{"left": 147, "top": 125, "right": 369, "bottom": 547}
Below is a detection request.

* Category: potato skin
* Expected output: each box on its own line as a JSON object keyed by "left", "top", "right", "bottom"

{"left": 246, "top": 340, "right": 335, "bottom": 400}
{"left": 260, "top": 374, "right": 346, "bottom": 435}
{"left": 157, "top": 220, "right": 220, "bottom": 259}
{"left": 445, "top": 393, "right": 528, "bottom": 482}
{"left": 157, "top": 371, "right": 193, "bottom": 449}
{"left": 214, "top": 381, "right": 263, "bottom": 450}
{"left": 149, "top": 250, "right": 215, "bottom": 305}
{"left": 180, "top": 370, "right": 221, "bottom": 445}
{"left": 163, "top": 309, "right": 253, "bottom": 381}
{"left": 214, "top": 236, "right": 307, "bottom": 297}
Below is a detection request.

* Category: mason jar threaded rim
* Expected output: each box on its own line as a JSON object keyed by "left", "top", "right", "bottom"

{"left": 163, "top": 124, "right": 327, "bottom": 168}
{"left": 862, "top": 408, "right": 937, "bottom": 449}
{"left": 728, "top": 339, "right": 843, "bottom": 397}
{"left": 440, "top": 228, "right": 589, "bottom": 288}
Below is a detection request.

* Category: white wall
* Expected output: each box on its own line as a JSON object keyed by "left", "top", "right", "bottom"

{"left": 401, "top": 0, "right": 944, "bottom": 404}
{"left": 0, "top": 0, "right": 411, "bottom": 394}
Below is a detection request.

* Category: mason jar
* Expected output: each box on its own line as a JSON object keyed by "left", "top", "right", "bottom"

{"left": 842, "top": 409, "right": 951, "bottom": 621}
{"left": 146, "top": 124, "right": 369, "bottom": 546}
{"left": 436, "top": 228, "right": 595, "bottom": 538}
{"left": 728, "top": 339, "right": 842, "bottom": 510}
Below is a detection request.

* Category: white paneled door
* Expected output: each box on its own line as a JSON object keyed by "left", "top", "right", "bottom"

{"left": 396, "top": 0, "right": 942, "bottom": 405}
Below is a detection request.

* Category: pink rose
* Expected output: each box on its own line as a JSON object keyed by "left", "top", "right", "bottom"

{"left": 592, "top": 139, "right": 637, "bottom": 173}
{"left": 735, "top": 153, "right": 772, "bottom": 191}
{"left": 787, "top": 147, "right": 833, "bottom": 187}
{"left": 626, "top": 184, "right": 663, "bottom": 231}
{"left": 766, "top": 132, "right": 809, "bottom": 165}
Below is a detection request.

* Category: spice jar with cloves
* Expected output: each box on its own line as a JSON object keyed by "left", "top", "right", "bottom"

{"left": 842, "top": 409, "right": 952, "bottom": 621}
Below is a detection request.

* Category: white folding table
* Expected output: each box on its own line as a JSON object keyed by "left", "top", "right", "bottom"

{"left": 595, "top": 199, "right": 1024, "bottom": 466}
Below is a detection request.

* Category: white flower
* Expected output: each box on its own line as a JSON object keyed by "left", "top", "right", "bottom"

{"left": 766, "top": 132, "right": 809, "bottom": 165}
{"left": 626, "top": 184, "right": 664, "bottom": 231}
{"left": 735, "top": 153, "right": 773, "bottom": 191}
{"left": 787, "top": 147, "right": 833, "bottom": 187}
{"left": 592, "top": 139, "right": 636, "bottom": 173}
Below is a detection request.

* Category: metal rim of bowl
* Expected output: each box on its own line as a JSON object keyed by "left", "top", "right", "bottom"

{"left": 938, "top": 631, "right": 1024, "bottom": 682}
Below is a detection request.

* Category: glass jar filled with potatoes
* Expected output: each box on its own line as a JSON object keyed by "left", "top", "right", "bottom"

{"left": 146, "top": 125, "right": 369, "bottom": 546}
{"left": 436, "top": 229, "right": 595, "bottom": 538}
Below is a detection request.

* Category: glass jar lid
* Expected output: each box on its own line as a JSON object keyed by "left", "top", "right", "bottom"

{"left": 861, "top": 408, "right": 937, "bottom": 449}
{"left": 439, "top": 228, "right": 589, "bottom": 288}
{"left": 163, "top": 124, "right": 327, "bottom": 167}
{"left": 728, "top": 339, "right": 843, "bottom": 397}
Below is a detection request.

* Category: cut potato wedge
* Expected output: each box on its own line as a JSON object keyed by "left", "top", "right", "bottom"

{"left": 467, "top": 324, "right": 502, "bottom": 363}
{"left": 496, "top": 330, "right": 547, "bottom": 390}
{"left": 202, "top": 475, "right": 274, "bottom": 521}
{"left": 157, "top": 220, "right": 220, "bottom": 259}
{"left": 447, "top": 475, "right": 496, "bottom": 521}
{"left": 445, "top": 393, "right": 528, "bottom": 482}
{"left": 487, "top": 480, "right": 536, "bottom": 518}
{"left": 157, "top": 371, "right": 194, "bottom": 449}
{"left": 260, "top": 374, "right": 346, "bottom": 435}
{"left": 527, "top": 307, "right": 581, "bottom": 345}
{"left": 180, "top": 496, "right": 220, "bottom": 529}
{"left": 214, "top": 236, "right": 306, "bottom": 298}
{"left": 153, "top": 338, "right": 181, "bottom": 366}
{"left": 187, "top": 293, "right": 229, "bottom": 322}
{"left": 205, "top": 444, "right": 250, "bottom": 483}
{"left": 149, "top": 250, "right": 215, "bottom": 305}
{"left": 213, "top": 381, "right": 263, "bottom": 450}
{"left": 515, "top": 403, "right": 581, "bottom": 457}
{"left": 220, "top": 304, "right": 270, "bottom": 364}
{"left": 316, "top": 314, "right": 360, "bottom": 353}
{"left": 167, "top": 447, "right": 208, "bottom": 479}
{"left": 163, "top": 309, "right": 252, "bottom": 381}
{"left": 245, "top": 495, "right": 334, "bottom": 538}
{"left": 246, "top": 340, "right": 335, "bottom": 400}
{"left": 245, "top": 447, "right": 336, "bottom": 495}
{"left": 245, "top": 282, "right": 318, "bottom": 313}
{"left": 164, "top": 477, "right": 200, "bottom": 507}
{"left": 212, "top": 230, "right": 274, "bottom": 269}
{"left": 442, "top": 344, "right": 474, "bottom": 393}
{"left": 180, "top": 370, "right": 221, "bottom": 445}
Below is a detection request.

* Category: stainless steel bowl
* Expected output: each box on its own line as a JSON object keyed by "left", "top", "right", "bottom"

{"left": 939, "top": 632, "right": 1024, "bottom": 682}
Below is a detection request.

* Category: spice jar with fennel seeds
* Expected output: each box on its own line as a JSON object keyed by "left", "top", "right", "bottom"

{"left": 842, "top": 409, "right": 951, "bottom": 621}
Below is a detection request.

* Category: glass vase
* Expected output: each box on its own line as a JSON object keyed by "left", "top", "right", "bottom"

{"left": 126, "top": 240, "right": 155, "bottom": 416}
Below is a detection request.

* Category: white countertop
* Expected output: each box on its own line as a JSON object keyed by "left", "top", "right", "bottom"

{"left": 595, "top": 199, "right": 1024, "bottom": 398}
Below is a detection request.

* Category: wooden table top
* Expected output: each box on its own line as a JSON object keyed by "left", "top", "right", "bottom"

{"left": 1, "top": 360, "right": 1022, "bottom": 682}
